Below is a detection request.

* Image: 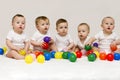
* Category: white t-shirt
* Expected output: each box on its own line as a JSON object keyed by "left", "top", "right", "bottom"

{"left": 76, "top": 36, "right": 91, "bottom": 49}
{"left": 31, "top": 30, "right": 51, "bottom": 51}
{"left": 6, "top": 30, "right": 28, "bottom": 48}
{"left": 95, "top": 31, "right": 119, "bottom": 53}
{"left": 54, "top": 34, "right": 73, "bottom": 51}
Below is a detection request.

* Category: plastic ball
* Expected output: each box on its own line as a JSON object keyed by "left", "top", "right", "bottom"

{"left": 69, "top": 53, "right": 77, "bottom": 62}
{"left": 76, "top": 51, "right": 82, "bottom": 58}
{"left": 114, "top": 53, "right": 120, "bottom": 60}
{"left": 84, "top": 45, "right": 92, "bottom": 51}
{"left": 106, "top": 53, "right": 114, "bottom": 61}
{"left": 50, "top": 51, "right": 56, "bottom": 58}
{"left": 37, "top": 55, "right": 45, "bottom": 63}
{"left": 44, "top": 52, "right": 51, "bottom": 61}
{"left": 87, "top": 53, "right": 96, "bottom": 62}
{"left": 93, "top": 50, "right": 99, "bottom": 58}
{"left": 3, "top": 46, "right": 7, "bottom": 53}
{"left": 19, "top": 50, "right": 26, "bottom": 56}
{"left": 62, "top": 52, "right": 68, "bottom": 59}
{"left": 110, "top": 44, "right": 117, "bottom": 52}
{"left": 99, "top": 52, "right": 106, "bottom": 60}
{"left": 34, "top": 51, "right": 43, "bottom": 58}
{"left": 86, "top": 49, "right": 93, "bottom": 56}
{"left": 67, "top": 52, "right": 72, "bottom": 59}
{"left": 42, "top": 42, "right": 49, "bottom": 49}
{"left": 55, "top": 52, "right": 62, "bottom": 59}
{"left": 43, "top": 36, "right": 51, "bottom": 43}
{"left": 0, "top": 48, "right": 4, "bottom": 55}
{"left": 25, "top": 55, "right": 33, "bottom": 64}
{"left": 93, "top": 42, "right": 98, "bottom": 47}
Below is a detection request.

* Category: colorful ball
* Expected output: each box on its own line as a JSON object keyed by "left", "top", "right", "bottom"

{"left": 69, "top": 53, "right": 77, "bottom": 62}
{"left": 106, "top": 53, "right": 114, "bottom": 61}
{"left": 76, "top": 51, "right": 82, "bottom": 58}
{"left": 19, "top": 50, "right": 26, "bottom": 56}
{"left": 114, "top": 53, "right": 120, "bottom": 60}
{"left": 86, "top": 49, "right": 93, "bottom": 56}
{"left": 43, "top": 36, "right": 51, "bottom": 43}
{"left": 62, "top": 52, "right": 68, "bottom": 59}
{"left": 55, "top": 52, "right": 62, "bottom": 59}
{"left": 25, "top": 55, "right": 33, "bottom": 64}
{"left": 99, "top": 52, "right": 106, "bottom": 60}
{"left": 87, "top": 53, "right": 96, "bottom": 62}
{"left": 93, "top": 42, "right": 98, "bottom": 47}
{"left": 110, "top": 44, "right": 117, "bottom": 52}
{"left": 3, "top": 46, "right": 7, "bottom": 53}
{"left": 84, "top": 45, "right": 92, "bottom": 51}
{"left": 44, "top": 52, "right": 51, "bottom": 61}
{"left": 67, "top": 52, "right": 72, "bottom": 59}
{"left": 42, "top": 42, "right": 49, "bottom": 49}
{"left": 0, "top": 48, "right": 4, "bottom": 55}
{"left": 37, "top": 55, "right": 45, "bottom": 63}
{"left": 93, "top": 50, "right": 99, "bottom": 58}
{"left": 50, "top": 51, "right": 56, "bottom": 58}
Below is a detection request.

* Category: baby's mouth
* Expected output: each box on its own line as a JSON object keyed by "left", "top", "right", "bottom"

{"left": 19, "top": 27, "right": 22, "bottom": 29}
{"left": 107, "top": 27, "right": 110, "bottom": 30}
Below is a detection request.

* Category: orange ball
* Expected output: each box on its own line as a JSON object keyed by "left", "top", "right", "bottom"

{"left": 99, "top": 52, "right": 107, "bottom": 60}
{"left": 110, "top": 44, "right": 117, "bottom": 51}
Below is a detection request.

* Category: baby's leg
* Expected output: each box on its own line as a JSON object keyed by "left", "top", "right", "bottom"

{"left": 6, "top": 50, "right": 24, "bottom": 60}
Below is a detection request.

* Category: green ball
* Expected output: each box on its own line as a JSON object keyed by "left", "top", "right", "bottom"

{"left": 88, "top": 53, "right": 96, "bottom": 62}
{"left": 69, "top": 53, "right": 77, "bottom": 62}
{"left": 62, "top": 52, "right": 68, "bottom": 59}
{"left": 84, "top": 45, "right": 92, "bottom": 51}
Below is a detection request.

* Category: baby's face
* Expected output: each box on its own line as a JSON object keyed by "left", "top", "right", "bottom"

{"left": 37, "top": 20, "right": 50, "bottom": 34}
{"left": 101, "top": 18, "right": 114, "bottom": 34}
{"left": 78, "top": 25, "right": 89, "bottom": 40}
{"left": 56, "top": 22, "right": 68, "bottom": 36}
{"left": 12, "top": 16, "right": 25, "bottom": 34}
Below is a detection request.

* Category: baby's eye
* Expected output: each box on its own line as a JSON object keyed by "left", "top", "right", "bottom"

{"left": 60, "top": 27, "right": 63, "bottom": 29}
{"left": 105, "top": 23, "right": 109, "bottom": 25}
{"left": 46, "top": 23, "right": 49, "bottom": 25}
{"left": 22, "top": 22, "right": 25, "bottom": 24}
{"left": 65, "top": 26, "right": 68, "bottom": 29}
{"left": 41, "top": 24, "right": 45, "bottom": 26}
{"left": 110, "top": 23, "right": 113, "bottom": 25}
{"left": 17, "top": 22, "right": 20, "bottom": 24}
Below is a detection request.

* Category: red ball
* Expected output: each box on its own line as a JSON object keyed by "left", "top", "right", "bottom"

{"left": 86, "top": 50, "right": 93, "bottom": 56}
{"left": 106, "top": 53, "right": 114, "bottom": 61}
{"left": 34, "top": 51, "right": 40, "bottom": 58}
{"left": 76, "top": 51, "right": 82, "bottom": 58}
{"left": 110, "top": 44, "right": 117, "bottom": 51}
{"left": 42, "top": 42, "right": 49, "bottom": 49}
{"left": 99, "top": 52, "right": 106, "bottom": 60}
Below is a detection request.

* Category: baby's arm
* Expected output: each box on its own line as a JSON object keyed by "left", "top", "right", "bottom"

{"left": 24, "top": 41, "right": 30, "bottom": 53}
{"left": 67, "top": 42, "right": 75, "bottom": 51}
{"left": 6, "top": 39, "right": 21, "bottom": 51}
{"left": 86, "top": 37, "right": 96, "bottom": 45}
{"left": 30, "top": 40, "right": 42, "bottom": 47}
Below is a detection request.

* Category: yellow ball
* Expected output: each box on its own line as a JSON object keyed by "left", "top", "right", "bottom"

{"left": 19, "top": 50, "right": 26, "bottom": 56}
{"left": 72, "top": 52, "right": 77, "bottom": 56}
{"left": 94, "top": 50, "right": 100, "bottom": 58}
{"left": 25, "top": 55, "right": 33, "bottom": 64}
{"left": 37, "top": 55, "right": 45, "bottom": 63}
{"left": 2, "top": 46, "right": 7, "bottom": 54}
{"left": 55, "top": 52, "right": 62, "bottom": 59}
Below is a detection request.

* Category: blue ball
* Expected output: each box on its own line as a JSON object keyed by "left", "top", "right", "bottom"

{"left": 68, "top": 52, "right": 72, "bottom": 59}
{"left": 114, "top": 53, "right": 120, "bottom": 60}
{"left": 50, "top": 51, "right": 56, "bottom": 58}
{"left": 0, "top": 48, "right": 4, "bottom": 55}
{"left": 44, "top": 52, "right": 51, "bottom": 60}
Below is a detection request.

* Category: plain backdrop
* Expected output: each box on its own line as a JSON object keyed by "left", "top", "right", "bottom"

{"left": 0, "top": 0, "right": 120, "bottom": 47}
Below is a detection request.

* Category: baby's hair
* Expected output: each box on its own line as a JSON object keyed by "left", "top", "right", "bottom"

{"left": 56, "top": 18, "right": 68, "bottom": 28}
{"left": 12, "top": 14, "right": 24, "bottom": 23}
{"left": 35, "top": 16, "right": 49, "bottom": 27}
{"left": 101, "top": 16, "right": 115, "bottom": 24}
{"left": 78, "top": 23, "right": 90, "bottom": 31}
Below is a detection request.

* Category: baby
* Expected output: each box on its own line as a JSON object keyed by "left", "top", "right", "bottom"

{"left": 6, "top": 14, "right": 30, "bottom": 59}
